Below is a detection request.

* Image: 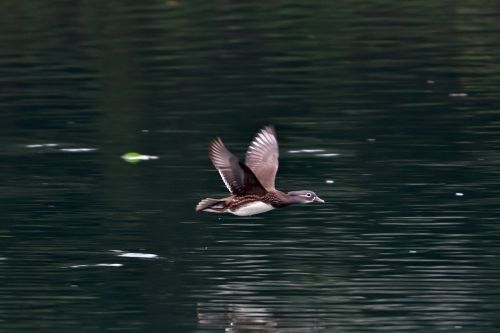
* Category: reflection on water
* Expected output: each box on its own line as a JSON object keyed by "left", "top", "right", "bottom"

{"left": 2, "top": 0, "right": 500, "bottom": 332}
{"left": 198, "top": 303, "right": 325, "bottom": 332}
{"left": 185, "top": 207, "right": 498, "bottom": 332}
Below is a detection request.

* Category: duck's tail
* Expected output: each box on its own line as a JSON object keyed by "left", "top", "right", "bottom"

{"left": 195, "top": 198, "right": 227, "bottom": 212}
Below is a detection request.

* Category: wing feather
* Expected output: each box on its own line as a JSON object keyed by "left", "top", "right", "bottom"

{"left": 209, "top": 138, "right": 267, "bottom": 196}
{"left": 244, "top": 126, "right": 279, "bottom": 191}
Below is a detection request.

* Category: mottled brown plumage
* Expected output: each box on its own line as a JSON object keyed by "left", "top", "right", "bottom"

{"left": 196, "top": 126, "right": 324, "bottom": 216}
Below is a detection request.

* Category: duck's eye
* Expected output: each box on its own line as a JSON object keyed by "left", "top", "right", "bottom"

{"left": 306, "top": 192, "right": 312, "bottom": 197}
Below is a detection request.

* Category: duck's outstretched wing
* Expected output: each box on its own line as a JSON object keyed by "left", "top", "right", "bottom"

{"left": 209, "top": 138, "right": 267, "bottom": 196}
{"left": 244, "top": 126, "right": 279, "bottom": 191}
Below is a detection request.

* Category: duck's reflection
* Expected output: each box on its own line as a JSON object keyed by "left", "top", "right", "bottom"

{"left": 197, "top": 302, "right": 325, "bottom": 332}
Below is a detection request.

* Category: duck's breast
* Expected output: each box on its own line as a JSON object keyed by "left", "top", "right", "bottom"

{"left": 230, "top": 201, "right": 274, "bottom": 216}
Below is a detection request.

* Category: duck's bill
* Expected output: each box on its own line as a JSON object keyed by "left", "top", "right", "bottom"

{"left": 314, "top": 197, "right": 325, "bottom": 203}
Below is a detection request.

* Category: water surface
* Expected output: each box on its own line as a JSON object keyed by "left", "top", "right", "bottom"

{"left": 2, "top": 1, "right": 500, "bottom": 332}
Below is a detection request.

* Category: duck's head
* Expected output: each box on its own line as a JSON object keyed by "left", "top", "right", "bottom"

{"left": 287, "top": 190, "right": 325, "bottom": 204}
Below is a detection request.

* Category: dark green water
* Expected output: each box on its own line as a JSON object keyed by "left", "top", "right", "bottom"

{"left": 2, "top": 1, "right": 500, "bottom": 332}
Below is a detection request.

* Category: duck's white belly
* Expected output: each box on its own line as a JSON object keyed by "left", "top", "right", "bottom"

{"left": 230, "top": 202, "right": 275, "bottom": 216}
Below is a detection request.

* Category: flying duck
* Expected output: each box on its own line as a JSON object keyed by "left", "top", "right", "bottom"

{"left": 196, "top": 126, "right": 324, "bottom": 216}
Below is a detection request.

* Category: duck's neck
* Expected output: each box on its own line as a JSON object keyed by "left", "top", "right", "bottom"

{"left": 273, "top": 191, "right": 304, "bottom": 207}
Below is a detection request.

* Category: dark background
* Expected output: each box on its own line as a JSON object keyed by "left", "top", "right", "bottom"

{"left": 1, "top": 1, "right": 500, "bottom": 332}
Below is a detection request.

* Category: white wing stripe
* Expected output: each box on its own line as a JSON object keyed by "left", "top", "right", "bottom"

{"left": 218, "top": 170, "right": 232, "bottom": 193}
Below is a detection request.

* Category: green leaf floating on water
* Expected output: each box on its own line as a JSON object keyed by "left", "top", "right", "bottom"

{"left": 121, "top": 152, "right": 159, "bottom": 164}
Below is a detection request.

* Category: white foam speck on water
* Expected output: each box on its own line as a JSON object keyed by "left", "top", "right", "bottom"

{"left": 141, "top": 155, "right": 158, "bottom": 160}
{"left": 118, "top": 252, "right": 159, "bottom": 259}
{"left": 409, "top": 250, "right": 417, "bottom": 254}
{"left": 25, "top": 143, "right": 97, "bottom": 153}
{"left": 289, "top": 149, "right": 339, "bottom": 157}
{"left": 111, "top": 250, "right": 159, "bottom": 259}
{"left": 69, "top": 263, "right": 123, "bottom": 268}
{"left": 301, "top": 149, "right": 325, "bottom": 153}
{"left": 455, "top": 192, "right": 464, "bottom": 197}
{"left": 315, "top": 153, "right": 339, "bottom": 157}
{"left": 60, "top": 148, "right": 97, "bottom": 152}
{"left": 26, "top": 143, "right": 59, "bottom": 148}
{"left": 449, "top": 92, "right": 468, "bottom": 97}
{"left": 325, "top": 179, "right": 335, "bottom": 184}
{"left": 288, "top": 149, "right": 325, "bottom": 154}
